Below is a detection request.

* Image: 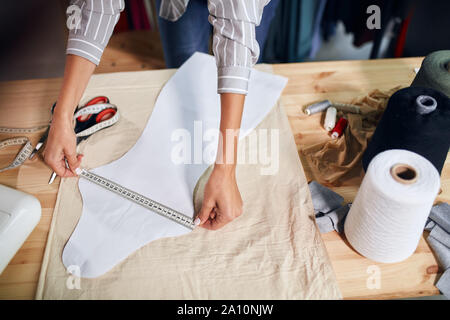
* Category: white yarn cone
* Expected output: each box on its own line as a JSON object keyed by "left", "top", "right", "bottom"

{"left": 344, "top": 149, "right": 440, "bottom": 263}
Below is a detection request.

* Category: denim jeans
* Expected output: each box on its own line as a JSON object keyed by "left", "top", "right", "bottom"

{"left": 155, "top": 0, "right": 280, "bottom": 68}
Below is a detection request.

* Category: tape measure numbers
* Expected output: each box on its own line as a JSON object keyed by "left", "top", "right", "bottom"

{"left": 79, "top": 169, "right": 195, "bottom": 230}
{"left": 0, "top": 125, "right": 49, "bottom": 135}
{"left": 0, "top": 137, "right": 36, "bottom": 173}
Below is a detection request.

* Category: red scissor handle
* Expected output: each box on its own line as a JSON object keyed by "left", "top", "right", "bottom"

{"left": 86, "top": 96, "right": 109, "bottom": 106}
{"left": 95, "top": 108, "right": 117, "bottom": 123}
{"left": 77, "top": 96, "right": 110, "bottom": 122}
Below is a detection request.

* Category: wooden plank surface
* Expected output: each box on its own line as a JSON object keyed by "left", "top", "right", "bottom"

{"left": 0, "top": 57, "right": 447, "bottom": 300}
{"left": 94, "top": 30, "right": 165, "bottom": 74}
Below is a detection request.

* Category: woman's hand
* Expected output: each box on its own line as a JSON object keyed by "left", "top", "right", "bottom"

{"left": 195, "top": 93, "right": 245, "bottom": 230}
{"left": 43, "top": 55, "right": 95, "bottom": 177}
{"left": 43, "top": 114, "right": 82, "bottom": 177}
{"left": 195, "top": 165, "right": 243, "bottom": 230}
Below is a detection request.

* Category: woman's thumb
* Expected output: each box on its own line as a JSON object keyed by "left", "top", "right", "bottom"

{"left": 195, "top": 203, "right": 214, "bottom": 226}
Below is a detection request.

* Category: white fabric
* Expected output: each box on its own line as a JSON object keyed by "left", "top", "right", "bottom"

{"left": 62, "top": 53, "right": 288, "bottom": 278}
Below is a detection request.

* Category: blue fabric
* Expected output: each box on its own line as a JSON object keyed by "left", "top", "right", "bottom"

{"left": 155, "top": 0, "right": 280, "bottom": 68}
{"left": 255, "top": 0, "right": 280, "bottom": 62}
{"left": 263, "top": 0, "right": 321, "bottom": 63}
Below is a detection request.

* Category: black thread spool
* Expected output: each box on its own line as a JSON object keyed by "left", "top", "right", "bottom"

{"left": 363, "top": 87, "right": 450, "bottom": 174}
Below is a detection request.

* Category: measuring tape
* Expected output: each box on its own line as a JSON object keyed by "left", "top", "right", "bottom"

{"left": 0, "top": 125, "right": 49, "bottom": 135}
{"left": 0, "top": 136, "right": 38, "bottom": 173}
{"left": 0, "top": 125, "right": 50, "bottom": 173}
{"left": 79, "top": 169, "right": 195, "bottom": 230}
{"left": 0, "top": 98, "right": 119, "bottom": 173}
{"left": 1, "top": 97, "right": 194, "bottom": 230}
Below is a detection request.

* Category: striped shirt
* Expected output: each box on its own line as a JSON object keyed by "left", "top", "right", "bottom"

{"left": 66, "top": 0, "right": 270, "bottom": 95}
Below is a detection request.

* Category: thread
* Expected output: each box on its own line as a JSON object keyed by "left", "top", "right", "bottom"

{"left": 411, "top": 50, "right": 450, "bottom": 97}
{"left": 344, "top": 150, "right": 440, "bottom": 263}
{"left": 305, "top": 100, "right": 332, "bottom": 115}
{"left": 332, "top": 102, "right": 361, "bottom": 114}
{"left": 331, "top": 117, "right": 348, "bottom": 139}
{"left": 324, "top": 107, "right": 337, "bottom": 131}
{"left": 305, "top": 100, "right": 362, "bottom": 116}
{"left": 363, "top": 87, "right": 450, "bottom": 174}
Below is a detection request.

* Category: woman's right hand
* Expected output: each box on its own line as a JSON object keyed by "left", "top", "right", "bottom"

{"left": 42, "top": 55, "right": 95, "bottom": 176}
{"left": 43, "top": 114, "right": 82, "bottom": 177}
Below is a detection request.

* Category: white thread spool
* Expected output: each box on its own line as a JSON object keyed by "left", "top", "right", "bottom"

{"left": 324, "top": 107, "right": 337, "bottom": 131}
{"left": 344, "top": 150, "right": 440, "bottom": 263}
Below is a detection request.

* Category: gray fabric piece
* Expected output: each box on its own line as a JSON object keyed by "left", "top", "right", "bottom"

{"left": 329, "top": 204, "right": 350, "bottom": 233}
{"left": 427, "top": 232, "right": 450, "bottom": 270}
{"left": 315, "top": 215, "right": 334, "bottom": 234}
{"left": 308, "top": 181, "right": 348, "bottom": 234}
{"left": 425, "top": 203, "right": 450, "bottom": 299}
{"left": 430, "top": 225, "right": 450, "bottom": 249}
{"left": 425, "top": 219, "right": 437, "bottom": 232}
{"left": 428, "top": 203, "right": 450, "bottom": 233}
{"left": 436, "top": 269, "right": 450, "bottom": 299}
{"left": 309, "top": 181, "right": 344, "bottom": 214}
{"left": 316, "top": 204, "right": 350, "bottom": 234}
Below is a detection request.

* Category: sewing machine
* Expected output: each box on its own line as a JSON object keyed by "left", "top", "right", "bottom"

{"left": 0, "top": 184, "right": 41, "bottom": 274}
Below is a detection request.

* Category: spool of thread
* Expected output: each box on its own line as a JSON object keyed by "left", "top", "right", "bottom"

{"left": 331, "top": 117, "right": 348, "bottom": 139}
{"left": 411, "top": 50, "right": 450, "bottom": 97}
{"left": 363, "top": 87, "right": 450, "bottom": 174}
{"left": 324, "top": 107, "right": 337, "bottom": 131}
{"left": 305, "top": 100, "right": 332, "bottom": 115}
{"left": 305, "top": 100, "right": 361, "bottom": 116}
{"left": 344, "top": 150, "right": 440, "bottom": 263}
{"left": 332, "top": 103, "right": 361, "bottom": 114}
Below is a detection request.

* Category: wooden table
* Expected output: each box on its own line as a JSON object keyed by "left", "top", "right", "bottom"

{"left": 0, "top": 57, "right": 447, "bottom": 300}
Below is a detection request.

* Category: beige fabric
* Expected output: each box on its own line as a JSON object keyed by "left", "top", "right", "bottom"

{"left": 36, "top": 66, "right": 341, "bottom": 300}
{"left": 302, "top": 87, "right": 401, "bottom": 187}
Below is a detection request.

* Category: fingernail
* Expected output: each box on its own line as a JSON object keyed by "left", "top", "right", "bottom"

{"left": 75, "top": 168, "right": 82, "bottom": 175}
{"left": 194, "top": 218, "right": 201, "bottom": 226}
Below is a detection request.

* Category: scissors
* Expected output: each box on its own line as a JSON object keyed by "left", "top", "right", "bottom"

{"left": 47, "top": 96, "right": 118, "bottom": 184}
{"left": 29, "top": 103, "right": 57, "bottom": 159}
